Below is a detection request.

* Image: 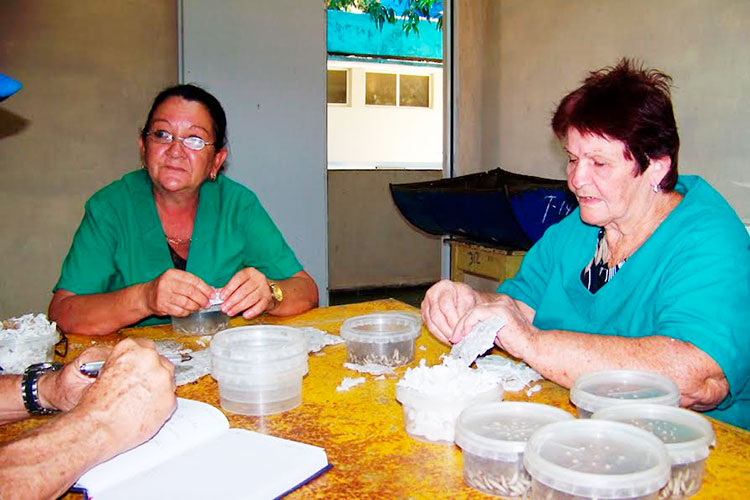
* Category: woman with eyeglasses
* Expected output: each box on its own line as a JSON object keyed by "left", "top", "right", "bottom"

{"left": 49, "top": 84, "right": 318, "bottom": 335}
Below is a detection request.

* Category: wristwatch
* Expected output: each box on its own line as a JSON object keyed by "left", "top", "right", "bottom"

{"left": 22, "top": 362, "right": 63, "bottom": 415}
{"left": 268, "top": 281, "right": 283, "bottom": 305}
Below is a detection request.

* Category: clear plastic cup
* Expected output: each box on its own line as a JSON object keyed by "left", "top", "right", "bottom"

{"left": 340, "top": 312, "right": 421, "bottom": 367}
{"left": 524, "top": 419, "right": 671, "bottom": 500}
{"left": 395, "top": 383, "right": 502, "bottom": 445}
{"left": 592, "top": 404, "right": 716, "bottom": 499}
{"left": 172, "top": 304, "right": 230, "bottom": 336}
{"left": 0, "top": 314, "right": 59, "bottom": 374}
{"left": 570, "top": 370, "right": 680, "bottom": 418}
{"left": 210, "top": 326, "right": 309, "bottom": 415}
{"left": 455, "top": 402, "right": 574, "bottom": 498}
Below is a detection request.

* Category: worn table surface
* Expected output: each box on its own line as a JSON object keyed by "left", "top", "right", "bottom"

{"left": 2, "top": 299, "right": 748, "bottom": 498}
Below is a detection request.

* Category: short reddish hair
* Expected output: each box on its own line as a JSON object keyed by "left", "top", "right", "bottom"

{"left": 552, "top": 59, "right": 680, "bottom": 191}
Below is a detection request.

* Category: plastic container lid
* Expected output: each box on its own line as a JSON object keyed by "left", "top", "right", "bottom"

{"left": 455, "top": 402, "right": 574, "bottom": 460}
{"left": 210, "top": 326, "right": 309, "bottom": 376}
{"left": 592, "top": 404, "right": 716, "bottom": 465}
{"left": 570, "top": 370, "right": 680, "bottom": 414}
{"left": 340, "top": 312, "right": 421, "bottom": 344}
{"left": 524, "top": 420, "right": 670, "bottom": 499}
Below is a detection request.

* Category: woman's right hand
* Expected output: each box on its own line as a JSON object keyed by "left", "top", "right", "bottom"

{"left": 421, "top": 279, "right": 480, "bottom": 345}
{"left": 143, "top": 269, "right": 214, "bottom": 317}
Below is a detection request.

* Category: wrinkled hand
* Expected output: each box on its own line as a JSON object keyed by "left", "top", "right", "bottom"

{"left": 219, "top": 267, "right": 274, "bottom": 319}
{"left": 421, "top": 279, "right": 480, "bottom": 344}
{"left": 39, "top": 345, "right": 112, "bottom": 412}
{"left": 144, "top": 269, "right": 214, "bottom": 317}
{"left": 452, "top": 294, "right": 536, "bottom": 358}
{"left": 73, "top": 338, "right": 176, "bottom": 458}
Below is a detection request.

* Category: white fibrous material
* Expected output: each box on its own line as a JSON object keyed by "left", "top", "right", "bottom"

{"left": 298, "top": 327, "right": 345, "bottom": 353}
{"left": 0, "top": 313, "right": 58, "bottom": 374}
{"left": 526, "top": 383, "right": 542, "bottom": 397}
{"left": 476, "top": 354, "right": 543, "bottom": 392}
{"left": 397, "top": 358, "right": 502, "bottom": 443}
{"left": 154, "top": 341, "right": 211, "bottom": 386}
{"left": 208, "top": 289, "right": 223, "bottom": 306}
{"left": 418, "top": 345, "right": 427, "bottom": 351}
{"left": 450, "top": 315, "right": 507, "bottom": 366}
{"left": 336, "top": 376, "right": 366, "bottom": 392}
{"left": 343, "top": 362, "right": 395, "bottom": 375}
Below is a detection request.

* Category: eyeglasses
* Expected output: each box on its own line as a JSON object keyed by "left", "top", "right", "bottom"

{"left": 145, "top": 130, "right": 214, "bottom": 151}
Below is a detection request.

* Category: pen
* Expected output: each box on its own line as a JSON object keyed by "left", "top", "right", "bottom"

{"left": 79, "top": 352, "right": 193, "bottom": 377}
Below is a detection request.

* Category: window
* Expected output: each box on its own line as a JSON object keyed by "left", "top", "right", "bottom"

{"left": 365, "top": 72, "right": 397, "bottom": 106}
{"left": 365, "top": 72, "right": 430, "bottom": 108}
{"left": 399, "top": 75, "right": 430, "bottom": 107}
{"left": 327, "top": 69, "right": 348, "bottom": 104}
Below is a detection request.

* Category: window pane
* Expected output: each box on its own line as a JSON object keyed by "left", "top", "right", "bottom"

{"left": 327, "top": 70, "right": 348, "bottom": 104}
{"left": 365, "top": 72, "right": 396, "bottom": 106}
{"left": 399, "top": 74, "right": 430, "bottom": 107}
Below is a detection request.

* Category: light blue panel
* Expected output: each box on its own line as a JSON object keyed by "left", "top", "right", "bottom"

{"left": 180, "top": 0, "right": 329, "bottom": 305}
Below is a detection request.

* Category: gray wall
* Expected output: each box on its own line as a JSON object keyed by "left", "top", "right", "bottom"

{"left": 467, "top": 0, "right": 750, "bottom": 221}
{"left": 181, "top": 0, "right": 329, "bottom": 304}
{"left": 0, "top": 1, "right": 177, "bottom": 318}
{"left": 328, "top": 170, "right": 442, "bottom": 289}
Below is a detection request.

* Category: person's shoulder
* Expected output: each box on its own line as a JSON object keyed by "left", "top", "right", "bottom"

{"left": 86, "top": 169, "right": 147, "bottom": 210}
{"left": 214, "top": 174, "right": 262, "bottom": 207}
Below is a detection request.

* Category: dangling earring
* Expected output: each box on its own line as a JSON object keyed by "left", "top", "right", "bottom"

{"left": 141, "top": 164, "right": 147, "bottom": 170}
{"left": 210, "top": 173, "right": 217, "bottom": 181}
{"left": 652, "top": 184, "right": 660, "bottom": 193}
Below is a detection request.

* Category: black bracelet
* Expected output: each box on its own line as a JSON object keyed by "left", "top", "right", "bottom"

{"left": 21, "top": 362, "right": 63, "bottom": 416}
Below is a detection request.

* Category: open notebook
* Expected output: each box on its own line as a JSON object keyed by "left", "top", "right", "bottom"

{"left": 72, "top": 398, "right": 330, "bottom": 500}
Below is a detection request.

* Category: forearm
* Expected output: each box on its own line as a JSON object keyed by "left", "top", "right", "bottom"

{"left": 0, "top": 408, "right": 117, "bottom": 499}
{"left": 518, "top": 330, "right": 728, "bottom": 409}
{"left": 268, "top": 273, "right": 318, "bottom": 316}
{"left": 49, "top": 285, "right": 151, "bottom": 336}
{"left": 0, "top": 376, "right": 27, "bottom": 425}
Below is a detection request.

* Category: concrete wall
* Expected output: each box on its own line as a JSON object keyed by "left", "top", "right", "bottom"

{"left": 0, "top": 1, "right": 177, "bottom": 318}
{"left": 327, "top": 59, "right": 443, "bottom": 169}
{"left": 328, "top": 169, "right": 442, "bottom": 289}
{"left": 477, "top": 0, "right": 750, "bottom": 221}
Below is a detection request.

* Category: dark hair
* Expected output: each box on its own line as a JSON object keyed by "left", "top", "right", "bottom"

{"left": 551, "top": 58, "right": 679, "bottom": 191}
{"left": 141, "top": 84, "right": 228, "bottom": 150}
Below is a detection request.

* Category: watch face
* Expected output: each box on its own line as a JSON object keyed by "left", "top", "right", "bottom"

{"left": 270, "top": 283, "right": 283, "bottom": 302}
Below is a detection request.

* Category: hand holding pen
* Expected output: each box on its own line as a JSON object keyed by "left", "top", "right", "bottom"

{"left": 80, "top": 352, "right": 193, "bottom": 377}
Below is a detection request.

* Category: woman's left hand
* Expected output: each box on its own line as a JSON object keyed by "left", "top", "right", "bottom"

{"left": 219, "top": 267, "right": 274, "bottom": 319}
{"left": 451, "top": 294, "right": 537, "bottom": 359}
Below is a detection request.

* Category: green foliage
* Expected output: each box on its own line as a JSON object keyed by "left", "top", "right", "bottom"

{"left": 328, "top": 0, "right": 442, "bottom": 35}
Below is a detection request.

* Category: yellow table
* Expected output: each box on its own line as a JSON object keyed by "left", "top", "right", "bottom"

{"left": 2, "top": 299, "right": 749, "bottom": 498}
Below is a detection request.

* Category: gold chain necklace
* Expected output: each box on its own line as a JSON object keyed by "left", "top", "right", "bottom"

{"left": 166, "top": 236, "right": 192, "bottom": 245}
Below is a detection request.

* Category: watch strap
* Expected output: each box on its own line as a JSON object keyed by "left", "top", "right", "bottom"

{"left": 22, "top": 362, "right": 63, "bottom": 415}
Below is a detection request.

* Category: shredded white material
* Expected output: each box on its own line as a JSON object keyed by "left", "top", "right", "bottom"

{"left": 418, "top": 345, "right": 427, "bottom": 351}
{"left": 526, "top": 383, "right": 542, "bottom": 397}
{"left": 397, "top": 357, "right": 502, "bottom": 442}
{"left": 475, "top": 354, "right": 543, "bottom": 392}
{"left": 343, "top": 362, "right": 395, "bottom": 375}
{"left": 154, "top": 341, "right": 210, "bottom": 386}
{"left": 450, "top": 315, "right": 506, "bottom": 366}
{"left": 336, "top": 376, "right": 366, "bottom": 392}
{"left": 0, "top": 313, "right": 58, "bottom": 374}
{"left": 208, "top": 289, "right": 223, "bottom": 306}
{"left": 298, "top": 327, "right": 345, "bottom": 353}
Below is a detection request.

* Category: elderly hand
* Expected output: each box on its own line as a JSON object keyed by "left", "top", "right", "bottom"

{"left": 452, "top": 294, "right": 536, "bottom": 359}
{"left": 144, "top": 268, "right": 214, "bottom": 317}
{"left": 220, "top": 267, "right": 274, "bottom": 319}
{"left": 37, "top": 344, "right": 112, "bottom": 412}
{"left": 73, "top": 338, "right": 176, "bottom": 458}
{"left": 421, "top": 279, "right": 481, "bottom": 344}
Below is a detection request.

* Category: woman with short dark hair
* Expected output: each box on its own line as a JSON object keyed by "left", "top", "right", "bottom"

{"left": 49, "top": 84, "right": 318, "bottom": 335}
{"left": 422, "top": 59, "right": 750, "bottom": 429}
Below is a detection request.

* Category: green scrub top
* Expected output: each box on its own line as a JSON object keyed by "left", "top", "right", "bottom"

{"left": 499, "top": 176, "right": 750, "bottom": 429}
{"left": 54, "top": 170, "right": 303, "bottom": 326}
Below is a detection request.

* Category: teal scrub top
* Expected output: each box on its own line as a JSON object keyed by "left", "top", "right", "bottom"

{"left": 54, "top": 170, "right": 303, "bottom": 326}
{"left": 499, "top": 176, "right": 750, "bottom": 429}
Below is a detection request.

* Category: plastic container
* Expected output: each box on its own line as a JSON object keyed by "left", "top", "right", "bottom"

{"left": 172, "top": 304, "right": 230, "bottom": 336}
{"left": 395, "top": 383, "right": 502, "bottom": 445}
{"left": 210, "top": 326, "right": 309, "bottom": 415}
{"left": 340, "top": 312, "right": 421, "bottom": 367}
{"left": 592, "top": 404, "right": 716, "bottom": 499}
{"left": 455, "top": 402, "right": 574, "bottom": 498}
{"left": 524, "top": 420, "right": 671, "bottom": 500}
{"left": 0, "top": 314, "right": 59, "bottom": 374}
{"left": 570, "top": 370, "right": 680, "bottom": 418}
